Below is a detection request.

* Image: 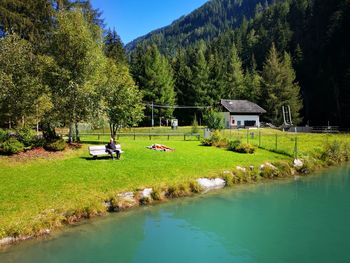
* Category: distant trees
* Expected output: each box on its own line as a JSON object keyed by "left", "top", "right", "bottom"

{"left": 131, "top": 45, "right": 175, "bottom": 124}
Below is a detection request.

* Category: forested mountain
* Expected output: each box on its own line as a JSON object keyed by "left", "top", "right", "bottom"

{"left": 126, "top": 0, "right": 276, "bottom": 55}
{"left": 128, "top": 0, "right": 350, "bottom": 127}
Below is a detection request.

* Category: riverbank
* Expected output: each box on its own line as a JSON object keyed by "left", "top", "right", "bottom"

{"left": 0, "top": 135, "right": 349, "bottom": 247}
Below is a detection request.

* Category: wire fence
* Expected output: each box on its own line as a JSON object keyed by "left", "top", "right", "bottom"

{"left": 221, "top": 129, "right": 350, "bottom": 158}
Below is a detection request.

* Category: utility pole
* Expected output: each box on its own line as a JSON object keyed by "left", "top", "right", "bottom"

{"left": 151, "top": 101, "right": 154, "bottom": 128}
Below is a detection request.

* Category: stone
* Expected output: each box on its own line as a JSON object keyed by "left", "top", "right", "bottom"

{"left": 260, "top": 162, "right": 277, "bottom": 170}
{"left": 236, "top": 166, "right": 247, "bottom": 172}
{"left": 293, "top": 159, "right": 303, "bottom": 168}
{"left": 140, "top": 188, "right": 153, "bottom": 199}
{"left": 197, "top": 178, "right": 225, "bottom": 192}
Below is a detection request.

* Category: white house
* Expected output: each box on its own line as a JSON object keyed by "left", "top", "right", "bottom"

{"left": 220, "top": 99, "right": 266, "bottom": 128}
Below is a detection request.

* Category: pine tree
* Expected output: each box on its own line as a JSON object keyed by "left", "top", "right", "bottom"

{"left": 224, "top": 44, "right": 245, "bottom": 99}
{"left": 280, "top": 52, "right": 302, "bottom": 124}
{"left": 139, "top": 45, "right": 176, "bottom": 122}
{"left": 208, "top": 52, "right": 225, "bottom": 104}
{"left": 244, "top": 55, "right": 262, "bottom": 103}
{"left": 190, "top": 42, "right": 211, "bottom": 106}
{"left": 261, "top": 43, "right": 302, "bottom": 125}
{"left": 104, "top": 28, "right": 127, "bottom": 65}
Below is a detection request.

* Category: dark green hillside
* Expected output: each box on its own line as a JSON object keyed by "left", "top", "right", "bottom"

{"left": 126, "top": 0, "right": 275, "bottom": 55}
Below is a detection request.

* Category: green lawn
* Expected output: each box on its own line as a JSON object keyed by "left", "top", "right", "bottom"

{"left": 0, "top": 138, "right": 286, "bottom": 238}
{"left": 1, "top": 128, "right": 349, "bottom": 239}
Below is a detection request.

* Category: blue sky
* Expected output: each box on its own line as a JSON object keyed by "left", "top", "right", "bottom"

{"left": 90, "top": 0, "right": 208, "bottom": 44}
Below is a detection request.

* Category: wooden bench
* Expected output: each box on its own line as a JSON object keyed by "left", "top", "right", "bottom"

{"left": 88, "top": 145, "right": 123, "bottom": 159}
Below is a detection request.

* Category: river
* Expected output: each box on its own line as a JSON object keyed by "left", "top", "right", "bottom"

{"left": 1, "top": 166, "right": 350, "bottom": 263}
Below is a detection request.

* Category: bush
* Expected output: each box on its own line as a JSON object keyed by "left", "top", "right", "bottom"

{"left": 229, "top": 141, "right": 255, "bottom": 154}
{"left": 272, "top": 161, "right": 292, "bottom": 177}
{"left": 227, "top": 140, "right": 241, "bottom": 151}
{"left": 44, "top": 138, "right": 66, "bottom": 152}
{"left": 16, "top": 127, "right": 36, "bottom": 147}
{"left": 150, "top": 187, "right": 163, "bottom": 201}
{"left": 166, "top": 184, "right": 190, "bottom": 198}
{"left": 319, "top": 140, "right": 350, "bottom": 165}
{"left": 31, "top": 136, "right": 46, "bottom": 147}
{"left": 0, "top": 138, "right": 24, "bottom": 155}
{"left": 204, "top": 110, "right": 224, "bottom": 131}
{"left": 0, "top": 128, "right": 10, "bottom": 142}
{"left": 191, "top": 116, "right": 199, "bottom": 134}
{"left": 200, "top": 138, "right": 212, "bottom": 146}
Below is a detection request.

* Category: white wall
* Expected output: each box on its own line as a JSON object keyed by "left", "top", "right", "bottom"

{"left": 220, "top": 113, "right": 261, "bottom": 128}
{"left": 230, "top": 115, "right": 260, "bottom": 128}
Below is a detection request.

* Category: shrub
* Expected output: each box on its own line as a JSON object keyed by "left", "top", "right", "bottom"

{"left": 31, "top": 136, "right": 46, "bottom": 147}
{"left": 221, "top": 172, "right": 234, "bottom": 186}
{"left": 0, "top": 128, "right": 9, "bottom": 142}
{"left": 200, "top": 138, "right": 212, "bottom": 146}
{"left": 227, "top": 140, "right": 241, "bottom": 151}
{"left": 229, "top": 142, "right": 255, "bottom": 154}
{"left": 44, "top": 138, "right": 66, "bottom": 152}
{"left": 0, "top": 138, "right": 24, "bottom": 155}
{"left": 150, "top": 187, "right": 163, "bottom": 201}
{"left": 191, "top": 116, "right": 199, "bottom": 134}
{"left": 260, "top": 165, "right": 279, "bottom": 178}
{"left": 204, "top": 110, "right": 224, "bottom": 131}
{"left": 272, "top": 161, "right": 292, "bottom": 177}
{"left": 166, "top": 184, "right": 190, "bottom": 198}
{"left": 319, "top": 140, "right": 349, "bottom": 165}
{"left": 16, "top": 127, "right": 36, "bottom": 147}
{"left": 210, "top": 130, "right": 222, "bottom": 144}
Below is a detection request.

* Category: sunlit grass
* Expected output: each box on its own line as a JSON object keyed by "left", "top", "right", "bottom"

{"left": 0, "top": 138, "right": 286, "bottom": 238}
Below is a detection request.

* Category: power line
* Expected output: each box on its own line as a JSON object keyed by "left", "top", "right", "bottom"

{"left": 143, "top": 102, "right": 212, "bottom": 109}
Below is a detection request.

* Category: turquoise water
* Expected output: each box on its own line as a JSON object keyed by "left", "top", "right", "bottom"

{"left": 1, "top": 166, "right": 350, "bottom": 263}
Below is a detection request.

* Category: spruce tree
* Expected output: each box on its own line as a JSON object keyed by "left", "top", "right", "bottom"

{"left": 190, "top": 42, "right": 211, "bottom": 106}
{"left": 224, "top": 44, "right": 245, "bottom": 99}
{"left": 244, "top": 56, "right": 262, "bottom": 103}
{"left": 261, "top": 43, "right": 302, "bottom": 125}
{"left": 104, "top": 28, "right": 127, "bottom": 65}
{"left": 139, "top": 45, "right": 176, "bottom": 122}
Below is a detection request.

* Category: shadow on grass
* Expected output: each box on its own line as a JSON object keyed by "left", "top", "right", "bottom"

{"left": 80, "top": 156, "right": 115, "bottom": 161}
{"left": 80, "top": 140, "right": 107, "bottom": 145}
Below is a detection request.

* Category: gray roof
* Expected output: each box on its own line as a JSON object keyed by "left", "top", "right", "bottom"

{"left": 221, "top": 99, "right": 266, "bottom": 114}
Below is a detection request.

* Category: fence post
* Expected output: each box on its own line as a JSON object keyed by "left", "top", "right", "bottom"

{"left": 294, "top": 136, "right": 298, "bottom": 159}
{"left": 259, "top": 130, "right": 261, "bottom": 147}
{"left": 275, "top": 134, "right": 278, "bottom": 150}
{"left": 184, "top": 134, "right": 186, "bottom": 141}
{"left": 134, "top": 133, "right": 136, "bottom": 140}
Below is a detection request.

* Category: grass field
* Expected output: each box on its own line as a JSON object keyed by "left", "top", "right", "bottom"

{"left": 0, "top": 138, "right": 287, "bottom": 238}
{"left": 1, "top": 127, "right": 349, "bottom": 239}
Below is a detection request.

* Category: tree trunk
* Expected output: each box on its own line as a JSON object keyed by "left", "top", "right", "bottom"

{"left": 68, "top": 123, "right": 73, "bottom": 143}
{"left": 109, "top": 122, "right": 113, "bottom": 138}
{"left": 75, "top": 122, "right": 80, "bottom": 142}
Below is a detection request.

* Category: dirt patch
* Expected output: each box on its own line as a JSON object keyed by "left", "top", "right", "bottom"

{"left": 9, "top": 147, "right": 65, "bottom": 161}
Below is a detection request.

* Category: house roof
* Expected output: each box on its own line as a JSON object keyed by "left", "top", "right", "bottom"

{"left": 220, "top": 99, "right": 266, "bottom": 114}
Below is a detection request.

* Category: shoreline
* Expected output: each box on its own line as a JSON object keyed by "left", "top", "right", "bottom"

{"left": 0, "top": 154, "right": 342, "bottom": 249}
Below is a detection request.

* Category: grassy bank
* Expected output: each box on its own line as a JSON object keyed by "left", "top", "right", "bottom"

{"left": 0, "top": 129, "right": 349, "bottom": 242}
{"left": 0, "top": 138, "right": 286, "bottom": 239}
